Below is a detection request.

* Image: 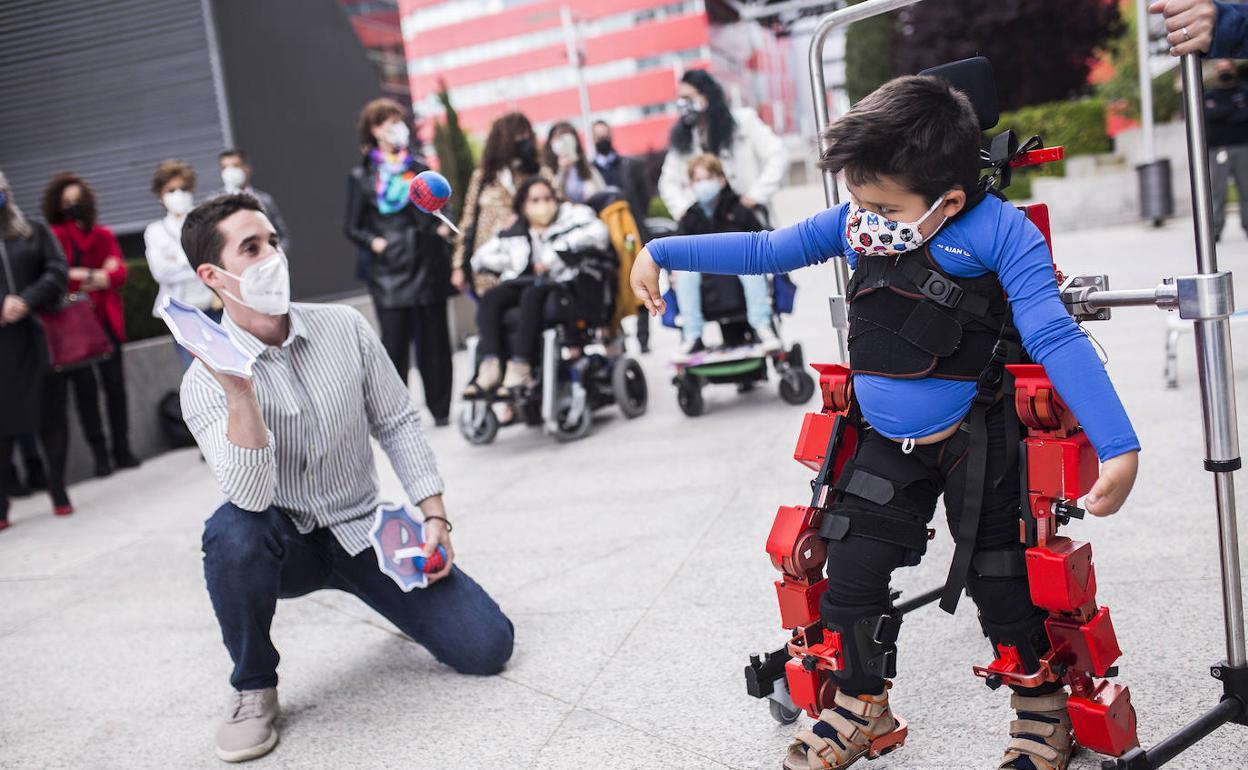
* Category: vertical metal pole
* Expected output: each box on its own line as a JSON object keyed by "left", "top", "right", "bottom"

{"left": 1180, "top": 53, "right": 1247, "bottom": 667}
{"left": 1135, "top": 0, "right": 1157, "bottom": 164}
{"left": 561, "top": 6, "right": 595, "bottom": 161}
{"left": 808, "top": 0, "right": 925, "bottom": 363}
{"left": 200, "top": 0, "right": 234, "bottom": 148}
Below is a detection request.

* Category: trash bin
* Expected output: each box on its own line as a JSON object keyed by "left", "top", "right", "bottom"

{"left": 1137, "top": 158, "right": 1173, "bottom": 227}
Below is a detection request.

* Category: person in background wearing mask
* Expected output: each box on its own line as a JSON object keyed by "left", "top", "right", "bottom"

{"left": 452, "top": 111, "right": 549, "bottom": 296}
{"left": 672, "top": 154, "right": 779, "bottom": 357}
{"left": 1204, "top": 59, "right": 1248, "bottom": 241}
{"left": 144, "top": 159, "right": 220, "bottom": 368}
{"left": 345, "top": 98, "right": 453, "bottom": 426}
{"left": 464, "top": 177, "right": 612, "bottom": 396}
{"left": 180, "top": 194, "right": 512, "bottom": 763}
{"left": 217, "top": 149, "right": 290, "bottom": 251}
{"left": 0, "top": 170, "right": 74, "bottom": 530}
{"left": 658, "top": 69, "right": 789, "bottom": 225}
{"left": 542, "top": 121, "right": 606, "bottom": 205}
{"left": 592, "top": 118, "right": 654, "bottom": 352}
{"left": 42, "top": 173, "right": 140, "bottom": 477}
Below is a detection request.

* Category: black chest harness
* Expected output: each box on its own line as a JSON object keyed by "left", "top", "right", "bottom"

{"left": 837, "top": 235, "right": 1026, "bottom": 613}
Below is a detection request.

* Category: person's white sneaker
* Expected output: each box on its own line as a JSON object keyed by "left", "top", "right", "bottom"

{"left": 215, "top": 688, "right": 279, "bottom": 763}
{"left": 755, "top": 326, "right": 783, "bottom": 353}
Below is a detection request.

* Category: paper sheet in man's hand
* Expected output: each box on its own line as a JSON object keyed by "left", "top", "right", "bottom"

{"left": 158, "top": 296, "right": 256, "bottom": 378}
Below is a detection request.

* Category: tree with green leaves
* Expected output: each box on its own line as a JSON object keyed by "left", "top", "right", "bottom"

{"left": 431, "top": 80, "right": 475, "bottom": 219}
{"left": 845, "top": 0, "right": 899, "bottom": 104}
{"left": 1097, "top": 0, "right": 1182, "bottom": 123}
{"left": 893, "top": 0, "right": 1124, "bottom": 112}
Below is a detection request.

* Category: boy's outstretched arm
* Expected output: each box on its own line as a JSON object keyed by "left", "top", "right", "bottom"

{"left": 630, "top": 205, "right": 852, "bottom": 316}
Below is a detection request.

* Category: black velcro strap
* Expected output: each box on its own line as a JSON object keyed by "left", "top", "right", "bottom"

{"left": 941, "top": 401, "right": 990, "bottom": 614}
{"left": 971, "top": 547, "right": 1028, "bottom": 578}
{"left": 818, "top": 510, "right": 931, "bottom": 553}
{"left": 834, "top": 466, "right": 897, "bottom": 506}
{"left": 897, "top": 302, "right": 960, "bottom": 357}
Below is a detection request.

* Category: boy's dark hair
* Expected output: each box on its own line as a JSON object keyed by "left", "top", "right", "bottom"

{"left": 42, "top": 172, "right": 97, "bottom": 228}
{"left": 512, "top": 176, "right": 558, "bottom": 218}
{"left": 818, "top": 75, "right": 981, "bottom": 202}
{"left": 219, "top": 148, "right": 248, "bottom": 164}
{"left": 182, "top": 194, "right": 265, "bottom": 269}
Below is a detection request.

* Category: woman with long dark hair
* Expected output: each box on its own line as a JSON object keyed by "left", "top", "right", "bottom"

{"left": 657, "top": 69, "right": 789, "bottom": 223}
{"left": 451, "top": 112, "right": 548, "bottom": 296}
{"left": 43, "top": 173, "right": 140, "bottom": 477}
{"left": 541, "top": 121, "right": 605, "bottom": 205}
{"left": 0, "top": 171, "right": 73, "bottom": 530}
{"left": 463, "top": 177, "right": 611, "bottom": 396}
{"left": 345, "top": 98, "right": 454, "bottom": 426}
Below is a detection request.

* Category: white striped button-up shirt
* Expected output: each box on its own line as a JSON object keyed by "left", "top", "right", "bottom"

{"left": 181, "top": 303, "right": 444, "bottom": 555}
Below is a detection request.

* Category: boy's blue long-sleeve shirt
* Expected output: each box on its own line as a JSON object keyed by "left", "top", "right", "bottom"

{"left": 648, "top": 196, "right": 1140, "bottom": 461}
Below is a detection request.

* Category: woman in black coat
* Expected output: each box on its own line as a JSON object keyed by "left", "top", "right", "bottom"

{"left": 0, "top": 171, "right": 73, "bottom": 529}
{"left": 345, "top": 99, "right": 453, "bottom": 425}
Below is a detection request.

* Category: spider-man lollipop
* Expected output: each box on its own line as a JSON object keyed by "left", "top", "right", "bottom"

{"left": 408, "top": 170, "right": 461, "bottom": 234}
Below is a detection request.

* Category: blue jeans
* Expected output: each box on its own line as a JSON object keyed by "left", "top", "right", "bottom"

{"left": 673, "top": 272, "right": 772, "bottom": 341}
{"left": 176, "top": 307, "right": 224, "bottom": 369}
{"left": 202, "top": 503, "right": 514, "bottom": 690}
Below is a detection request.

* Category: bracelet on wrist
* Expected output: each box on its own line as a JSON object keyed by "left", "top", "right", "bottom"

{"left": 423, "top": 515, "right": 452, "bottom": 533}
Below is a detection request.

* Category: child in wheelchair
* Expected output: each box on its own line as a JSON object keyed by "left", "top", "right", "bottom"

{"left": 672, "top": 154, "right": 781, "bottom": 357}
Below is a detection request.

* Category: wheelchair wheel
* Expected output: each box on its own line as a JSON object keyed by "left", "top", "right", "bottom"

{"left": 769, "top": 698, "right": 802, "bottom": 725}
{"left": 612, "top": 357, "right": 648, "bottom": 418}
{"left": 458, "top": 403, "right": 500, "bottom": 445}
{"left": 552, "top": 400, "right": 593, "bottom": 442}
{"left": 787, "top": 342, "right": 805, "bottom": 370}
{"left": 779, "top": 369, "right": 816, "bottom": 405}
{"left": 676, "top": 376, "right": 705, "bottom": 417}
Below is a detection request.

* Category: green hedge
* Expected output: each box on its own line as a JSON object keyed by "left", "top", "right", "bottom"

{"left": 119, "top": 258, "right": 168, "bottom": 342}
{"left": 992, "top": 98, "right": 1112, "bottom": 199}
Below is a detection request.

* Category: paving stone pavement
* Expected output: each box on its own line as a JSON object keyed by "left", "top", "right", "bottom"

{"left": 3, "top": 215, "right": 1248, "bottom": 769}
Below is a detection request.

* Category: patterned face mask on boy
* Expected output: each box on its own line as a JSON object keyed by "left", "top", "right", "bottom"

{"left": 845, "top": 194, "right": 948, "bottom": 257}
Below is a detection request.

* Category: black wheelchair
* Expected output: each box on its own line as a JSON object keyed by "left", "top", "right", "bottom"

{"left": 458, "top": 255, "right": 648, "bottom": 445}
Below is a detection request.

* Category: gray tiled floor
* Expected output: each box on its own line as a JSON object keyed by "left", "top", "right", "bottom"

{"left": 3, "top": 216, "right": 1248, "bottom": 768}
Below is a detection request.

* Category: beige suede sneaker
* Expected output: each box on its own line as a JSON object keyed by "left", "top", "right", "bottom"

{"left": 215, "top": 688, "right": 279, "bottom": 763}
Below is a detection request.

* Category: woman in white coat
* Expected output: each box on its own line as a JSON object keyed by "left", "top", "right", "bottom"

{"left": 465, "top": 177, "right": 611, "bottom": 396}
{"left": 657, "top": 69, "right": 789, "bottom": 223}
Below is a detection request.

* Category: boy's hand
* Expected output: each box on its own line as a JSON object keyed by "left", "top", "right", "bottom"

{"left": 630, "top": 247, "right": 666, "bottom": 317}
{"left": 1085, "top": 451, "right": 1139, "bottom": 516}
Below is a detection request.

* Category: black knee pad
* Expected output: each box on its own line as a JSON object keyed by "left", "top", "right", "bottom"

{"left": 822, "top": 603, "right": 903, "bottom": 682}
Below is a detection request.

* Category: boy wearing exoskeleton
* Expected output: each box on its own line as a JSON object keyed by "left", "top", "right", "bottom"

{"left": 631, "top": 75, "right": 1140, "bottom": 770}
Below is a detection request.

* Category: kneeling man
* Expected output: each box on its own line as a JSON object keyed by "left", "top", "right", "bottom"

{"left": 180, "top": 194, "right": 513, "bottom": 763}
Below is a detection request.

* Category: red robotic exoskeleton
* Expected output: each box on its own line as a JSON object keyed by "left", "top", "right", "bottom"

{"left": 744, "top": 144, "right": 1139, "bottom": 761}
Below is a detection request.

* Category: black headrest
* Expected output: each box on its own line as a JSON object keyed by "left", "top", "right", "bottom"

{"left": 919, "top": 57, "right": 999, "bottom": 131}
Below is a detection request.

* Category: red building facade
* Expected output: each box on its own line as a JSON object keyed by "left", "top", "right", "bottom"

{"left": 398, "top": 0, "right": 717, "bottom": 155}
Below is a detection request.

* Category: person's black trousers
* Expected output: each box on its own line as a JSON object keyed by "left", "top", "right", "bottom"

{"left": 66, "top": 334, "right": 131, "bottom": 457}
{"left": 475, "top": 277, "right": 560, "bottom": 366}
{"left": 1, "top": 373, "right": 70, "bottom": 520}
{"left": 375, "top": 299, "right": 452, "bottom": 420}
{"left": 818, "top": 400, "right": 1058, "bottom": 699}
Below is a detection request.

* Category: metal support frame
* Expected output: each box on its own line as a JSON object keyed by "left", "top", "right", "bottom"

{"left": 1102, "top": 56, "right": 1248, "bottom": 770}
{"left": 801, "top": 2, "right": 1246, "bottom": 764}
{"left": 808, "top": 0, "right": 925, "bottom": 362}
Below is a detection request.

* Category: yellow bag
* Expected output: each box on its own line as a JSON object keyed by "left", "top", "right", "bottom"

{"left": 599, "top": 199, "right": 643, "bottom": 333}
